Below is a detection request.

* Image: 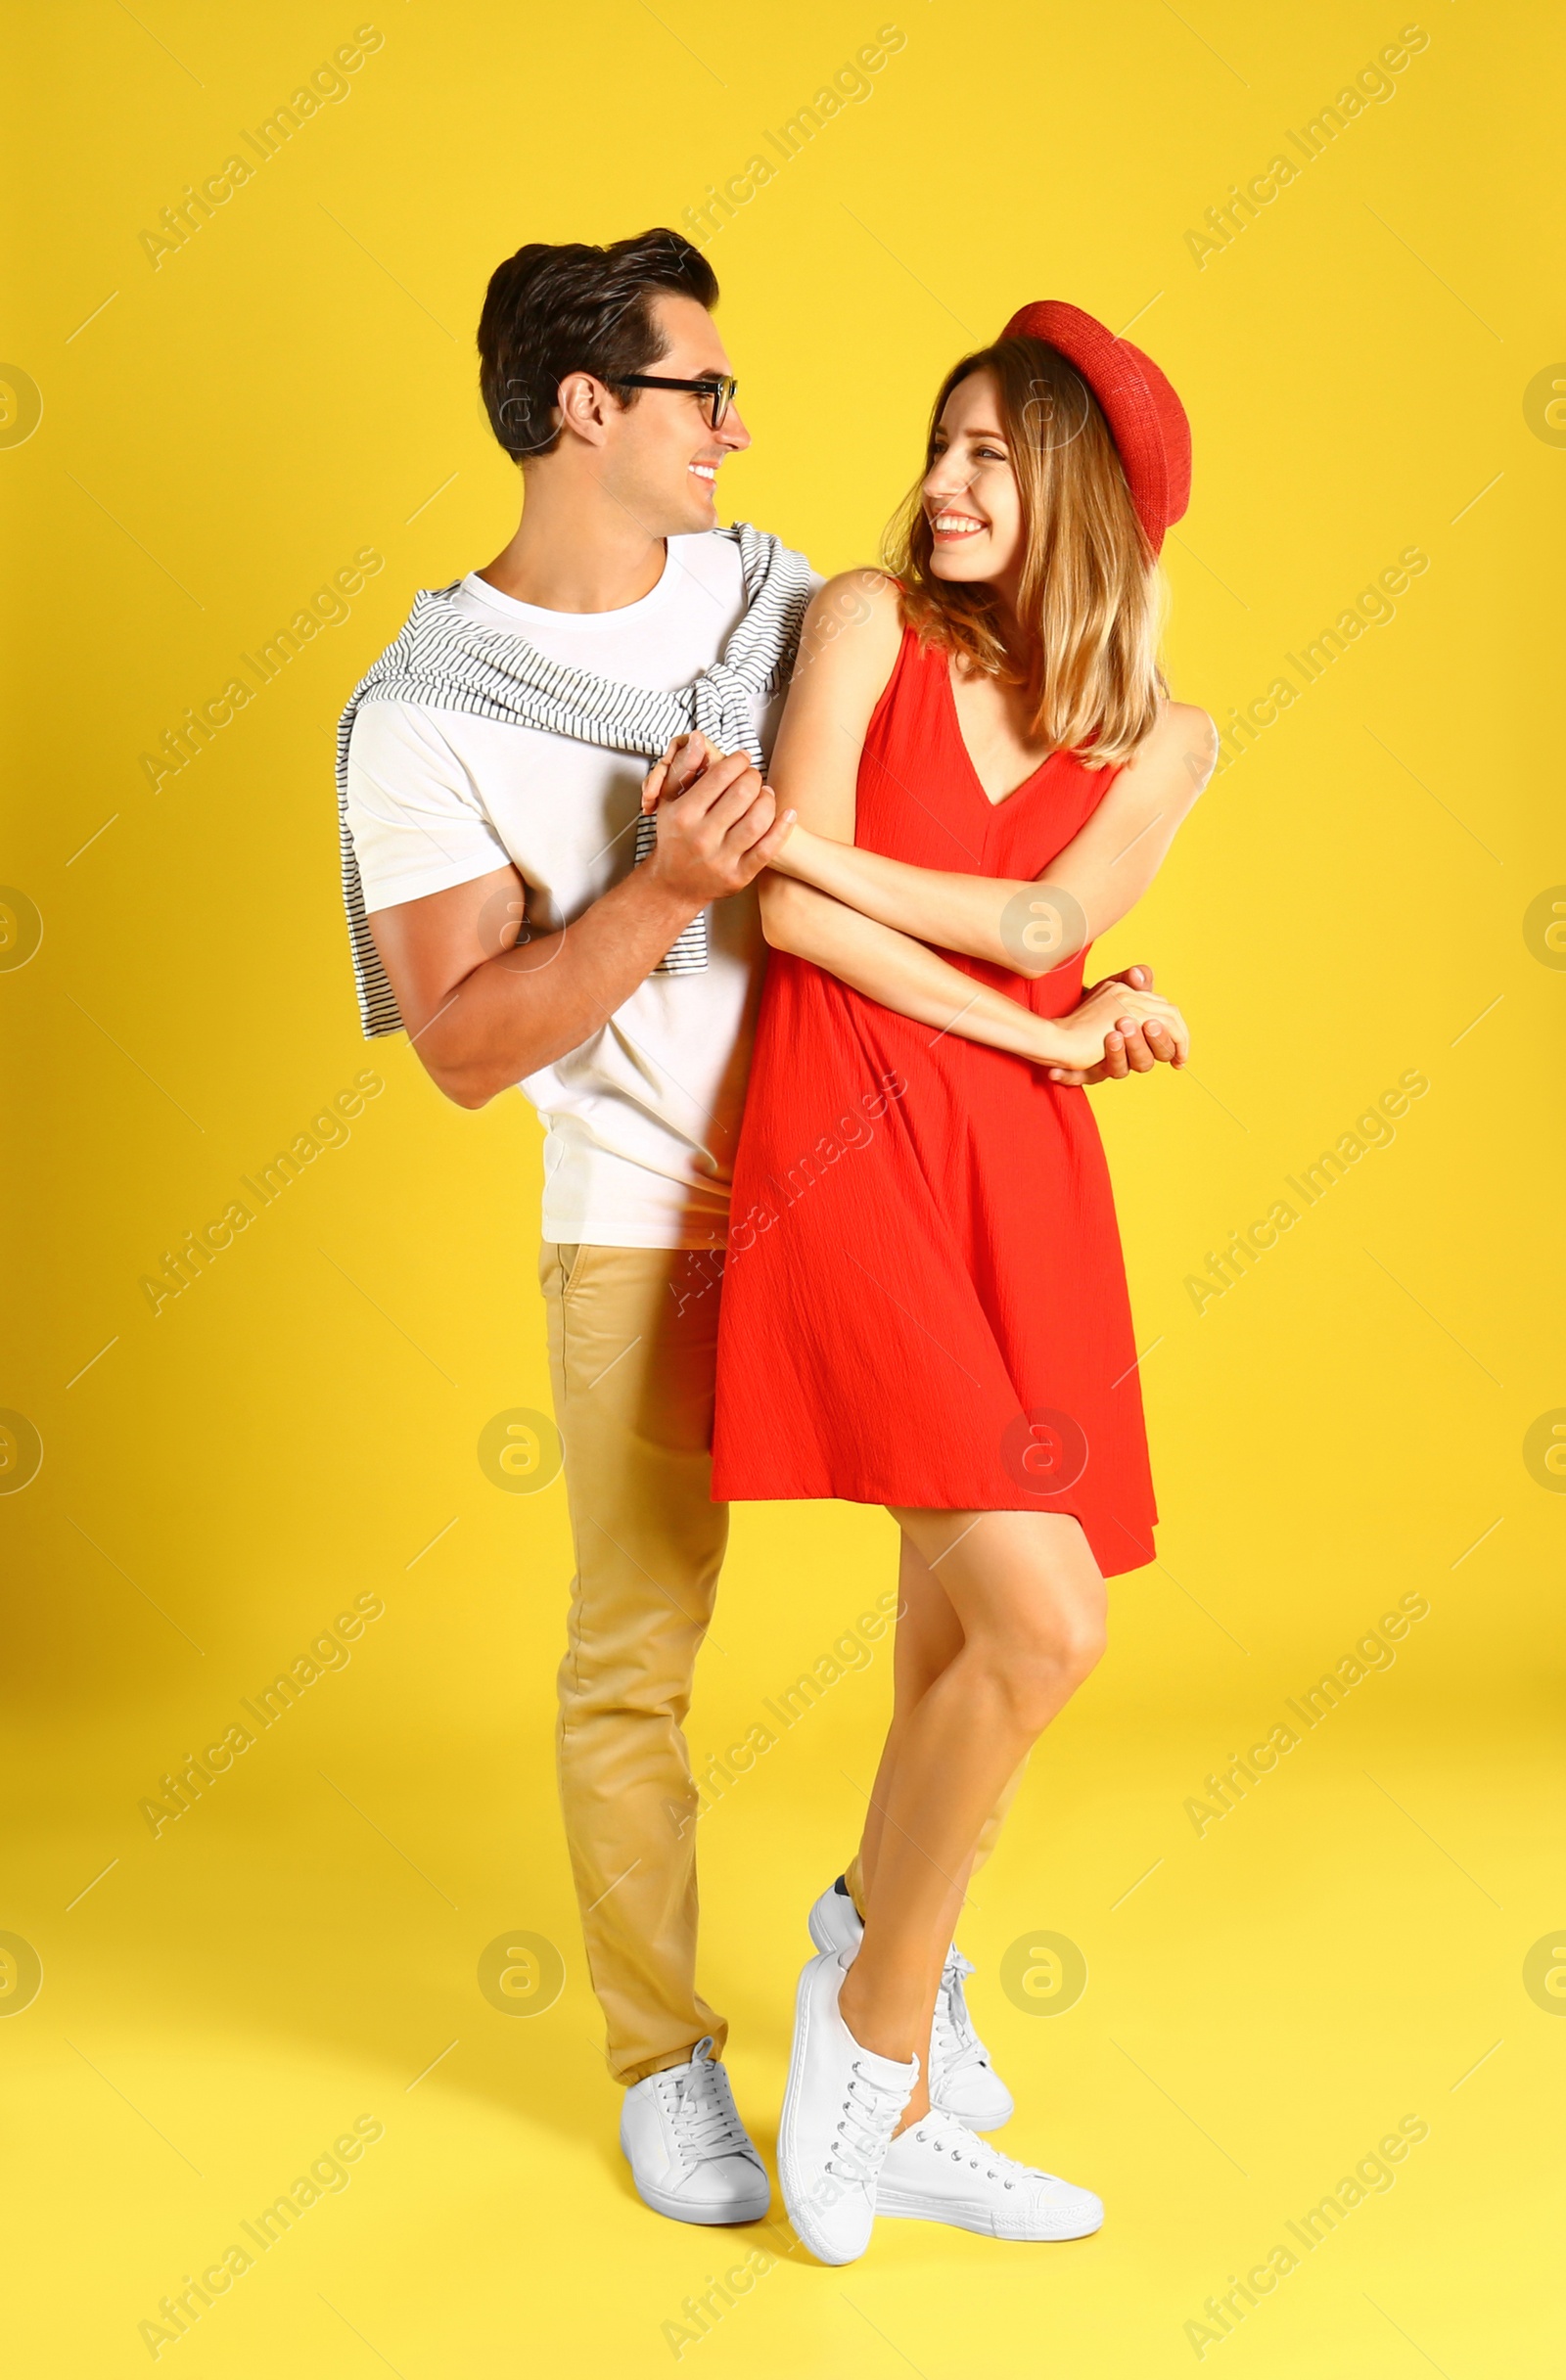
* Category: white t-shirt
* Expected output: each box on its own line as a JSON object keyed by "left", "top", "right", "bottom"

{"left": 345, "top": 532, "right": 816, "bottom": 1250}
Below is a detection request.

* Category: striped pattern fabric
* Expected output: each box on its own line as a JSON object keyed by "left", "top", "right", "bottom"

{"left": 336, "top": 522, "right": 813, "bottom": 1038}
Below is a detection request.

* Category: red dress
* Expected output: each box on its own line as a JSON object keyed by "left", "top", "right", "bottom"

{"left": 712, "top": 626, "right": 1157, "bottom": 1579}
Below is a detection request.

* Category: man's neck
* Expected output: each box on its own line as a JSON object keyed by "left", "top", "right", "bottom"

{"left": 479, "top": 464, "right": 669, "bottom": 616}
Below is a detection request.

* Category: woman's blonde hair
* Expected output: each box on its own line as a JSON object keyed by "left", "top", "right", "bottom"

{"left": 886, "top": 336, "right": 1166, "bottom": 767}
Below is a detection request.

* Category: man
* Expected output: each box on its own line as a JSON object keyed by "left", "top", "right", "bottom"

{"left": 337, "top": 228, "right": 1174, "bottom": 2225}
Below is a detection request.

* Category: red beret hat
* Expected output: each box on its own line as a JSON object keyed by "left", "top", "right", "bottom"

{"left": 999, "top": 300, "right": 1191, "bottom": 555}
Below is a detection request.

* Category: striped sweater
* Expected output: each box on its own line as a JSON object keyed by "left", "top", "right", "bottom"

{"left": 336, "top": 522, "right": 813, "bottom": 1038}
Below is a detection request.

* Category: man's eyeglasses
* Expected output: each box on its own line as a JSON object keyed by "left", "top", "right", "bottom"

{"left": 605, "top": 373, "right": 739, "bottom": 432}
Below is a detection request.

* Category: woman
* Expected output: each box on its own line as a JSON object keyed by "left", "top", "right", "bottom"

{"left": 651, "top": 302, "right": 1213, "bottom": 2263}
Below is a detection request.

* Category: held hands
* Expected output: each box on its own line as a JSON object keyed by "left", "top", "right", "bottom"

{"left": 639, "top": 732, "right": 797, "bottom": 910}
{"left": 1044, "top": 965, "right": 1189, "bottom": 1084}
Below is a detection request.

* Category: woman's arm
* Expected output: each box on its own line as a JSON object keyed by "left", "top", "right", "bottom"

{"left": 644, "top": 574, "right": 1187, "bottom": 1072}
{"left": 769, "top": 700, "right": 1219, "bottom": 977}
{"left": 762, "top": 876, "right": 1187, "bottom": 1071}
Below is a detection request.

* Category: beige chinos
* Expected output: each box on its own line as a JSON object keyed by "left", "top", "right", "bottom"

{"left": 541, "top": 1241, "right": 730, "bottom": 2085}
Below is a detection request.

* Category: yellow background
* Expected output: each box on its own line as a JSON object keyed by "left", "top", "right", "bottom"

{"left": 4, "top": 1, "right": 1563, "bottom": 2372}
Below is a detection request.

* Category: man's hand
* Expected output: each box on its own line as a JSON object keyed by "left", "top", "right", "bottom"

{"left": 1045, "top": 964, "right": 1185, "bottom": 1086}
{"left": 640, "top": 733, "right": 795, "bottom": 904}
{"left": 371, "top": 735, "right": 792, "bottom": 1111}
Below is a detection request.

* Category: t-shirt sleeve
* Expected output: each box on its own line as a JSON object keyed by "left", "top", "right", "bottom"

{"left": 345, "top": 702, "right": 514, "bottom": 913}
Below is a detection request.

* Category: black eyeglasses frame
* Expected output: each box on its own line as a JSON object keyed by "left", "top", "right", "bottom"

{"left": 604, "top": 373, "right": 738, "bottom": 431}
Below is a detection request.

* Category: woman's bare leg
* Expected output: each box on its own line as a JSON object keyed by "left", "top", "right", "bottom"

{"left": 837, "top": 1507, "right": 1105, "bottom": 2128}
{"left": 849, "top": 1534, "right": 1035, "bottom": 1916}
{"left": 849, "top": 1533, "right": 963, "bottom": 1910}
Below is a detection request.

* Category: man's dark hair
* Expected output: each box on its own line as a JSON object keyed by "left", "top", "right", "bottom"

{"left": 478, "top": 229, "right": 719, "bottom": 463}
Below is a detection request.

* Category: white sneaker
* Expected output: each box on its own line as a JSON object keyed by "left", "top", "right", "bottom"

{"left": 930, "top": 1949, "right": 1015, "bottom": 2129}
{"left": 806, "top": 1875, "right": 864, "bottom": 1960}
{"left": 806, "top": 1879, "right": 1014, "bottom": 2130}
{"left": 876, "top": 2112, "right": 1103, "bottom": 2240}
{"left": 620, "top": 2037, "right": 770, "bottom": 2225}
{"left": 778, "top": 1949, "right": 917, "bottom": 2265}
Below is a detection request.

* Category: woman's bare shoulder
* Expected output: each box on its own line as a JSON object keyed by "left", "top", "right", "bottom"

{"left": 793, "top": 569, "right": 906, "bottom": 682}
{"left": 1120, "top": 698, "right": 1219, "bottom": 797}
{"left": 1163, "top": 698, "right": 1219, "bottom": 749}
{"left": 809, "top": 566, "right": 905, "bottom": 618}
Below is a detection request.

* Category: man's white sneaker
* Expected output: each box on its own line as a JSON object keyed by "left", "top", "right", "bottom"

{"left": 806, "top": 1879, "right": 1014, "bottom": 2130}
{"left": 620, "top": 2037, "right": 770, "bottom": 2225}
{"left": 876, "top": 2113, "right": 1104, "bottom": 2240}
{"left": 778, "top": 1949, "right": 917, "bottom": 2265}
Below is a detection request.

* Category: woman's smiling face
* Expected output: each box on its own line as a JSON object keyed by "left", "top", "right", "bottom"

{"left": 921, "top": 370, "right": 1024, "bottom": 593}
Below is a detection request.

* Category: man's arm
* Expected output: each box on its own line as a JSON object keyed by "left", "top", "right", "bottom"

{"left": 368, "top": 751, "right": 788, "bottom": 1109}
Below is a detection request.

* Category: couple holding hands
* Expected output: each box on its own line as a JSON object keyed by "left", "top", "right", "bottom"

{"left": 339, "top": 225, "right": 1212, "bottom": 2264}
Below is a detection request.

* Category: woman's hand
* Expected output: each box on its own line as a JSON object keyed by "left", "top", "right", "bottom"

{"left": 642, "top": 731, "right": 721, "bottom": 810}
{"left": 1037, "top": 977, "right": 1188, "bottom": 1077}
{"left": 1044, "top": 964, "right": 1185, "bottom": 1085}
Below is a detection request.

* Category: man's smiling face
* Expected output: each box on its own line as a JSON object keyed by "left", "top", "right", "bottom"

{"left": 595, "top": 292, "right": 751, "bottom": 537}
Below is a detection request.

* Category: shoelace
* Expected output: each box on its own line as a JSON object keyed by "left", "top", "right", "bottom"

{"left": 931, "top": 1949, "right": 989, "bottom": 2080}
{"left": 825, "top": 2061, "right": 909, "bottom": 2188}
{"left": 658, "top": 2039, "right": 753, "bottom": 2164}
{"left": 905, "top": 2119, "right": 1051, "bottom": 2191}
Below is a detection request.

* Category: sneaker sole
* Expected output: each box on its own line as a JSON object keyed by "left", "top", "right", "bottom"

{"left": 628, "top": 2172, "right": 772, "bottom": 2226}
{"left": 876, "top": 2188, "right": 1104, "bottom": 2241}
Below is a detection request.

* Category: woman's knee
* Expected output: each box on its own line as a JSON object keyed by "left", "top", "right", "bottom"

{"left": 979, "top": 1604, "right": 1105, "bottom": 1727}
{"left": 1055, "top": 1606, "right": 1108, "bottom": 1685}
